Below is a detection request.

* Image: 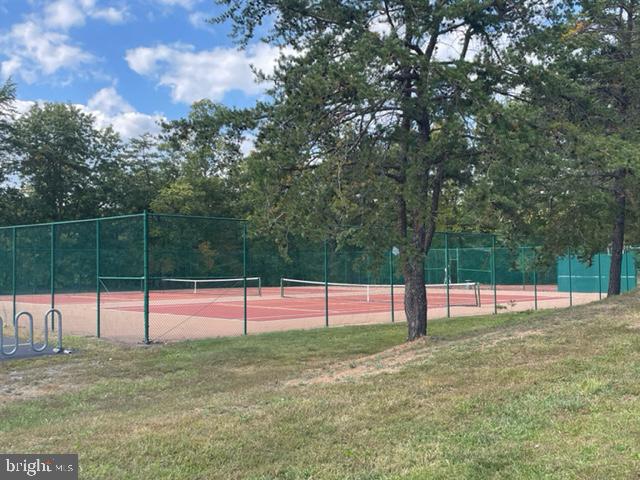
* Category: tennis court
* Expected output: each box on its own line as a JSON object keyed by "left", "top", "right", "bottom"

{"left": 0, "top": 213, "right": 612, "bottom": 344}
{"left": 0, "top": 276, "right": 599, "bottom": 343}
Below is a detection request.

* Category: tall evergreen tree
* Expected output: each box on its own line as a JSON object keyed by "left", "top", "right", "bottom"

{"left": 476, "top": 1, "right": 640, "bottom": 294}
{"left": 215, "top": 0, "right": 563, "bottom": 339}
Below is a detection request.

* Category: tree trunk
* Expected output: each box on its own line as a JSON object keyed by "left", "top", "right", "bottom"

{"left": 608, "top": 172, "right": 626, "bottom": 296}
{"left": 404, "top": 253, "right": 427, "bottom": 340}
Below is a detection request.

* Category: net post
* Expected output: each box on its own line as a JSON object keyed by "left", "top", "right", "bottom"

{"left": 50, "top": 223, "right": 56, "bottom": 330}
{"left": 11, "top": 226, "right": 16, "bottom": 324}
{"left": 324, "top": 239, "right": 329, "bottom": 328}
{"left": 258, "top": 277, "right": 262, "bottom": 296}
{"left": 568, "top": 250, "right": 573, "bottom": 307}
{"left": 143, "top": 210, "right": 150, "bottom": 344}
{"left": 492, "top": 235, "right": 497, "bottom": 314}
{"left": 444, "top": 233, "right": 450, "bottom": 318}
{"left": 243, "top": 221, "right": 248, "bottom": 336}
{"left": 390, "top": 249, "right": 395, "bottom": 323}
{"left": 280, "top": 277, "right": 284, "bottom": 297}
{"left": 96, "top": 219, "right": 101, "bottom": 338}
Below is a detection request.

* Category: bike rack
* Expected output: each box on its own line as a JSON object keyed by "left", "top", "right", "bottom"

{"left": 0, "top": 309, "right": 64, "bottom": 358}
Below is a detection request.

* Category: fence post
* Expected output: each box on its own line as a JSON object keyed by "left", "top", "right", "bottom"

{"left": 625, "top": 248, "right": 630, "bottom": 292}
{"left": 492, "top": 235, "right": 497, "bottom": 314}
{"left": 323, "top": 238, "right": 329, "bottom": 327}
{"left": 568, "top": 251, "right": 573, "bottom": 307}
{"left": 143, "top": 211, "right": 150, "bottom": 344}
{"left": 444, "top": 233, "right": 450, "bottom": 318}
{"left": 390, "top": 249, "right": 395, "bottom": 323}
{"left": 243, "top": 221, "right": 248, "bottom": 336}
{"left": 521, "top": 247, "right": 527, "bottom": 291}
{"left": 50, "top": 224, "right": 56, "bottom": 330}
{"left": 597, "top": 253, "right": 602, "bottom": 300}
{"left": 11, "top": 226, "right": 16, "bottom": 324}
{"left": 324, "top": 239, "right": 329, "bottom": 327}
{"left": 96, "top": 219, "right": 101, "bottom": 338}
{"left": 533, "top": 268, "right": 538, "bottom": 310}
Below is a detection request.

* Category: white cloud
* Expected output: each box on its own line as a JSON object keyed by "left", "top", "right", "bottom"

{"left": 14, "top": 99, "right": 36, "bottom": 116}
{"left": 155, "top": 0, "right": 199, "bottom": 9}
{"left": 240, "top": 134, "right": 255, "bottom": 156}
{"left": 42, "top": 0, "right": 128, "bottom": 29}
{"left": 83, "top": 87, "right": 163, "bottom": 138}
{"left": 0, "top": 20, "right": 95, "bottom": 82}
{"left": 188, "top": 11, "right": 211, "bottom": 29}
{"left": 44, "top": 0, "right": 86, "bottom": 30}
{"left": 0, "top": 1, "right": 130, "bottom": 84}
{"left": 125, "top": 42, "right": 283, "bottom": 104}
{"left": 88, "top": 108, "right": 163, "bottom": 138}
{"left": 91, "top": 6, "right": 128, "bottom": 24}
{"left": 15, "top": 88, "right": 164, "bottom": 140}
{"left": 87, "top": 86, "right": 134, "bottom": 115}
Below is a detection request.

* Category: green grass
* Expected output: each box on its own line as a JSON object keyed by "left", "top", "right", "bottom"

{"left": 2, "top": 295, "right": 640, "bottom": 479}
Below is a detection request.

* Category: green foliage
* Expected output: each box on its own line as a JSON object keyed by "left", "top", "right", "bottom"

{"left": 11, "top": 103, "right": 119, "bottom": 221}
{"left": 215, "top": 0, "right": 571, "bottom": 337}
{"left": 469, "top": 1, "right": 640, "bottom": 263}
{"left": 0, "top": 79, "right": 20, "bottom": 225}
{"left": 158, "top": 100, "right": 252, "bottom": 217}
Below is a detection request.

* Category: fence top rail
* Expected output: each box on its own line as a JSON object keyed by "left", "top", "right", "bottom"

{"left": 0, "top": 213, "right": 145, "bottom": 231}
{"left": 149, "top": 213, "right": 247, "bottom": 223}
{"left": 0, "top": 212, "right": 251, "bottom": 231}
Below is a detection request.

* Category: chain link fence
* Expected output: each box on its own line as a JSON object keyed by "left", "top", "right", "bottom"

{"left": 0, "top": 213, "right": 635, "bottom": 343}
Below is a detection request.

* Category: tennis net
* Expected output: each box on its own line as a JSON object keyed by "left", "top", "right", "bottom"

{"left": 280, "top": 278, "right": 480, "bottom": 307}
{"left": 158, "top": 277, "right": 262, "bottom": 296}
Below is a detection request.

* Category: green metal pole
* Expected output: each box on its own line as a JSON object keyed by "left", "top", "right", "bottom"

{"left": 597, "top": 253, "right": 602, "bottom": 300}
{"left": 445, "top": 233, "right": 450, "bottom": 318}
{"left": 568, "top": 251, "right": 573, "bottom": 307}
{"left": 390, "top": 249, "right": 395, "bottom": 323}
{"left": 243, "top": 221, "right": 247, "bottom": 336}
{"left": 520, "top": 247, "right": 526, "bottom": 291}
{"left": 324, "top": 239, "right": 329, "bottom": 327}
{"left": 143, "top": 211, "right": 150, "bottom": 344}
{"left": 533, "top": 269, "right": 538, "bottom": 310}
{"left": 625, "top": 248, "right": 630, "bottom": 292}
{"left": 96, "top": 219, "right": 101, "bottom": 338}
{"left": 11, "top": 227, "right": 16, "bottom": 324}
{"left": 492, "top": 235, "right": 497, "bottom": 314}
{"left": 50, "top": 224, "right": 55, "bottom": 330}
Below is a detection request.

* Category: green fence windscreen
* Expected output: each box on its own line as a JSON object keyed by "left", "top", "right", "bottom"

{"left": 557, "top": 252, "right": 637, "bottom": 293}
{"left": 1, "top": 213, "right": 635, "bottom": 344}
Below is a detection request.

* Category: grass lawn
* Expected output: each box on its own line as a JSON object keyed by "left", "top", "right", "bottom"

{"left": 2, "top": 293, "right": 640, "bottom": 479}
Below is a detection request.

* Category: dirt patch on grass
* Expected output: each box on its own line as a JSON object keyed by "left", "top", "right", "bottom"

{"left": 0, "top": 362, "right": 90, "bottom": 402}
{"left": 287, "top": 324, "right": 550, "bottom": 386}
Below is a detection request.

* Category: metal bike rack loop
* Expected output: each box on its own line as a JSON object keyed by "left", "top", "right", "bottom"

{"left": 0, "top": 309, "right": 64, "bottom": 358}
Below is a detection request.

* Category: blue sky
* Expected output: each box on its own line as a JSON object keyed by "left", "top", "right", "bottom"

{"left": 0, "top": 0, "right": 278, "bottom": 139}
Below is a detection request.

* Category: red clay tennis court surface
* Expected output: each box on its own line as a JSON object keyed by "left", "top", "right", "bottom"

{"left": 0, "top": 285, "right": 599, "bottom": 343}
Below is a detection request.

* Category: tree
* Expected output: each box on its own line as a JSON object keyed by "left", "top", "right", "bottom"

{"left": 0, "top": 79, "right": 15, "bottom": 158}
{"left": 216, "top": 0, "right": 560, "bottom": 339}
{"left": 549, "top": 1, "right": 640, "bottom": 295}
{"left": 475, "top": 1, "right": 640, "bottom": 294}
{"left": 158, "top": 100, "right": 251, "bottom": 217}
{"left": 12, "top": 103, "right": 121, "bottom": 222}
{"left": 106, "top": 133, "right": 180, "bottom": 214}
{"left": 0, "top": 79, "right": 24, "bottom": 225}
